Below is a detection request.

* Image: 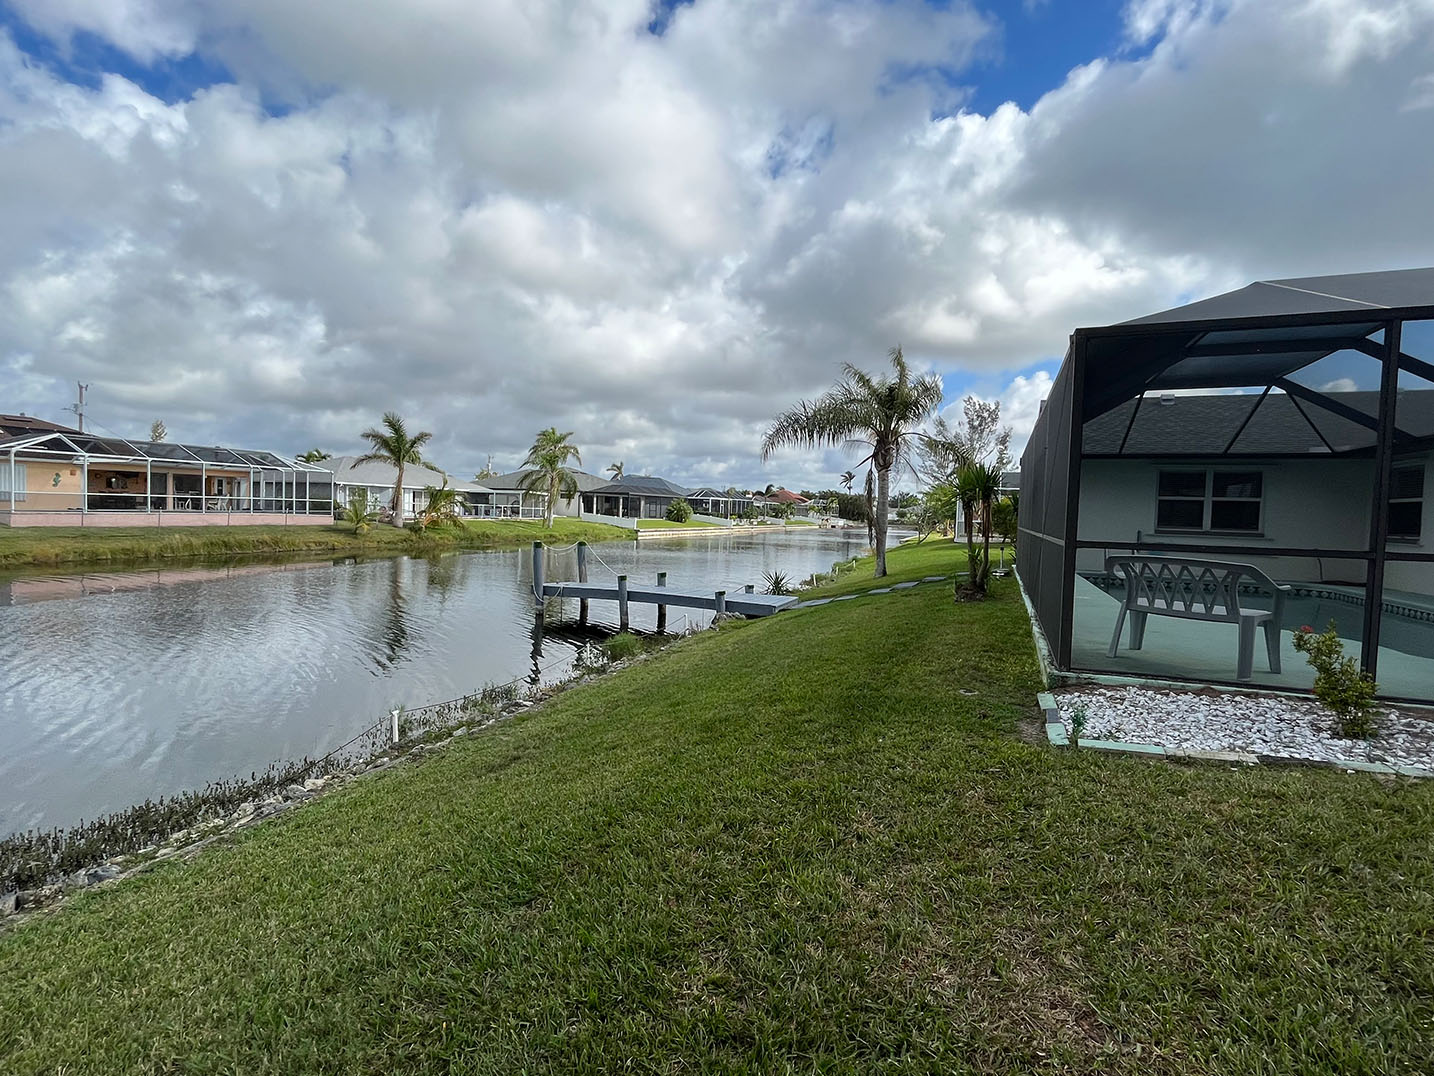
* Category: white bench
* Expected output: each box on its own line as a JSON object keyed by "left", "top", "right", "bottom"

{"left": 1105, "top": 555, "right": 1292, "bottom": 681}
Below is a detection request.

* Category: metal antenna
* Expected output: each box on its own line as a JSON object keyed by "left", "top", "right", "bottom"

{"left": 66, "top": 382, "right": 88, "bottom": 432}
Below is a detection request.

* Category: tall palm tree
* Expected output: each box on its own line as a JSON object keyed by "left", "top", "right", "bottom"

{"left": 520, "top": 428, "right": 582, "bottom": 528}
{"left": 353, "top": 412, "right": 433, "bottom": 526}
{"left": 762, "top": 347, "right": 942, "bottom": 578}
{"left": 863, "top": 468, "right": 876, "bottom": 547}
{"left": 839, "top": 470, "right": 856, "bottom": 492}
{"left": 607, "top": 461, "right": 625, "bottom": 480}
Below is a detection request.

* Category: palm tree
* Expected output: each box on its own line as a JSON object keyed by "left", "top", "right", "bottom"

{"left": 954, "top": 461, "right": 1003, "bottom": 598}
{"left": 863, "top": 468, "right": 876, "bottom": 547}
{"left": 839, "top": 470, "right": 855, "bottom": 492}
{"left": 342, "top": 487, "right": 380, "bottom": 535}
{"left": 416, "top": 480, "right": 465, "bottom": 531}
{"left": 297, "top": 448, "right": 331, "bottom": 463}
{"left": 353, "top": 412, "right": 433, "bottom": 526}
{"left": 762, "top": 347, "right": 942, "bottom": 577}
{"left": 520, "top": 428, "right": 582, "bottom": 528}
{"left": 607, "top": 461, "right": 625, "bottom": 480}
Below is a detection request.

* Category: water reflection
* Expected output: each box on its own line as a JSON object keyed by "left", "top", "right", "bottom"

{"left": 0, "top": 530, "right": 878, "bottom": 832}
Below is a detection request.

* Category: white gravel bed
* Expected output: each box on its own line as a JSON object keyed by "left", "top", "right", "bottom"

{"left": 1053, "top": 685, "right": 1434, "bottom": 770}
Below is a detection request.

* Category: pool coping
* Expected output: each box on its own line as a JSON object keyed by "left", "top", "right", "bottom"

{"left": 1036, "top": 691, "right": 1434, "bottom": 778}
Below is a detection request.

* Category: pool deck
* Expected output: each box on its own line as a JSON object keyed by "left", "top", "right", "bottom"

{"left": 1071, "top": 575, "right": 1434, "bottom": 701}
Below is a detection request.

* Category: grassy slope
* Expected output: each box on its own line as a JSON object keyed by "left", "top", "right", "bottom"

{"left": 801, "top": 537, "right": 1013, "bottom": 598}
{"left": 2, "top": 544, "right": 1432, "bottom": 1073}
{"left": 0, "top": 517, "right": 634, "bottom": 569}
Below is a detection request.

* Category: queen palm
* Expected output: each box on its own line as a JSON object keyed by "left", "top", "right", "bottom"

{"left": 353, "top": 412, "right": 433, "bottom": 526}
{"left": 839, "top": 470, "right": 855, "bottom": 492}
{"left": 520, "top": 428, "right": 582, "bottom": 528}
{"left": 762, "top": 347, "right": 941, "bottom": 578}
{"left": 607, "top": 461, "right": 625, "bottom": 480}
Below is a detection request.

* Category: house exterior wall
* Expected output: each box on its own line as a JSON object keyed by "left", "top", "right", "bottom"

{"left": 1076, "top": 456, "right": 1381, "bottom": 582}
{"left": 3, "top": 456, "right": 85, "bottom": 510}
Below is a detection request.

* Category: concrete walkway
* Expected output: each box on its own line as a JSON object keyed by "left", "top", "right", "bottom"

{"left": 793, "top": 574, "right": 957, "bottom": 608}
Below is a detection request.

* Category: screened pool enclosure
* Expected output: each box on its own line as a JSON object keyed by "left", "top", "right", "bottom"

{"left": 1018, "top": 268, "right": 1434, "bottom": 704}
{"left": 0, "top": 431, "right": 333, "bottom": 526}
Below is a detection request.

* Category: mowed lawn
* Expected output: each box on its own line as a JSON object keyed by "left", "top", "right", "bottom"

{"left": 0, "top": 516, "right": 632, "bottom": 569}
{"left": 1, "top": 544, "right": 1431, "bottom": 1073}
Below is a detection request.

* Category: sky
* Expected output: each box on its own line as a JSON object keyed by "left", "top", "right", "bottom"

{"left": 3, "top": 0, "right": 1434, "bottom": 492}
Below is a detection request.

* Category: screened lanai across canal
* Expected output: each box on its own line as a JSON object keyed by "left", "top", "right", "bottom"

{"left": 0, "top": 431, "right": 333, "bottom": 526}
{"left": 1018, "top": 267, "right": 1434, "bottom": 704}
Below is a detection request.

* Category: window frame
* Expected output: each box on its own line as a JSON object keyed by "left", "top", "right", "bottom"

{"left": 1154, "top": 467, "right": 1265, "bottom": 535}
{"left": 0, "top": 461, "right": 27, "bottom": 503}
{"left": 1387, "top": 461, "right": 1425, "bottom": 543}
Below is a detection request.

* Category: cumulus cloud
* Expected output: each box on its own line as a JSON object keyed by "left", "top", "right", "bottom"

{"left": 2, "top": 0, "right": 1434, "bottom": 492}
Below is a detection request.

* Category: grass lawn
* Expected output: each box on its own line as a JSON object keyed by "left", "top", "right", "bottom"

{"left": 634, "top": 518, "right": 721, "bottom": 529}
{"left": 800, "top": 537, "right": 1014, "bottom": 599}
{"left": 0, "top": 517, "right": 633, "bottom": 569}
{"left": 2, "top": 542, "right": 1432, "bottom": 1072}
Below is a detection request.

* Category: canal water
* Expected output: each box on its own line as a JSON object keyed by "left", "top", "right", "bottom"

{"left": 0, "top": 529, "right": 877, "bottom": 834}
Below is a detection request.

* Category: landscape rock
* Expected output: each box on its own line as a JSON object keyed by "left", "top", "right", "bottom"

{"left": 1055, "top": 685, "right": 1434, "bottom": 770}
{"left": 302, "top": 777, "right": 326, "bottom": 791}
{"left": 1, "top": 890, "right": 16, "bottom": 916}
{"left": 282, "top": 784, "right": 310, "bottom": 800}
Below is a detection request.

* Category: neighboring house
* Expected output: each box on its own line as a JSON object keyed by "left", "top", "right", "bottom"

{"left": 686, "top": 487, "right": 754, "bottom": 518}
{"left": 483, "top": 469, "right": 607, "bottom": 518}
{"left": 308, "top": 456, "right": 498, "bottom": 519}
{"left": 1018, "top": 266, "right": 1434, "bottom": 703}
{"left": 583, "top": 475, "right": 692, "bottom": 519}
{"left": 0, "top": 413, "right": 81, "bottom": 439}
{"left": 0, "top": 423, "right": 332, "bottom": 527}
{"left": 755, "top": 488, "right": 812, "bottom": 516}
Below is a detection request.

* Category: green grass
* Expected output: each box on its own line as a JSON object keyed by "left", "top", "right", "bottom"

{"left": 800, "top": 537, "right": 1014, "bottom": 599}
{"left": 2, "top": 541, "right": 1431, "bottom": 1073}
{"left": 634, "top": 517, "right": 721, "bottom": 529}
{"left": 0, "top": 517, "right": 634, "bottom": 569}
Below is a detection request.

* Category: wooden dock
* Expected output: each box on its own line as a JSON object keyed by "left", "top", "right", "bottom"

{"left": 541, "top": 581, "right": 797, "bottom": 617}
{"left": 530, "top": 541, "right": 796, "bottom": 630}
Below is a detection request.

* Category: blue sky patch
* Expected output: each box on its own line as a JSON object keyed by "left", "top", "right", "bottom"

{"left": 0, "top": 4, "right": 231, "bottom": 103}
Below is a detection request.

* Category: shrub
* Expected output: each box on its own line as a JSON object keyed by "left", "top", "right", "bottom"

{"left": 665, "top": 498, "right": 693, "bottom": 523}
{"left": 342, "top": 489, "right": 379, "bottom": 534}
{"left": 603, "top": 632, "right": 645, "bottom": 662}
{"left": 763, "top": 570, "right": 792, "bottom": 596}
{"left": 1292, "top": 621, "right": 1378, "bottom": 738}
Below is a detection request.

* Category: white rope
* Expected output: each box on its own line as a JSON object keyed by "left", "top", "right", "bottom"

{"left": 585, "top": 547, "right": 624, "bottom": 577}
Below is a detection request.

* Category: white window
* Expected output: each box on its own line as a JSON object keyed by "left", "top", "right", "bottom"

{"left": 1388, "top": 463, "right": 1425, "bottom": 541}
{"left": 0, "top": 461, "right": 27, "bottom": 502}
{"left": 1156, "top": 469, "right": 1263, "bottom": 533}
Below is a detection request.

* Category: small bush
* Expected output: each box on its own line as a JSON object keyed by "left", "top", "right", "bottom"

{"left": 666, "top": 498, "right": 693, "bottom": 523}
{"left": 763, "top": 570, "right": 792, "bottom": 596}
{"left": 1293, "top": 621, "right": 1378, "bottom": 738}
{"left": 603, "top": 632, "right": 645, "bottom": 661}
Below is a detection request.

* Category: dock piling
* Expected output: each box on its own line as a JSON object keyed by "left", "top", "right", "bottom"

{"left": 531, "top": 542, "right": 545, "bottom": 611}
{"left": 618, "top": 574, "right": 630, "bottom": 631}
{"left": 714, "top": 590, "right": 726, "bottom": 617}
{"left": 744, "top": 584, "right": 755, "bottom": 593}
{"left": 656, "top": 571, "right": 667, "bottom": 634}
{"left": 577, "top": 541, "right": 589, "bottom": 625}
